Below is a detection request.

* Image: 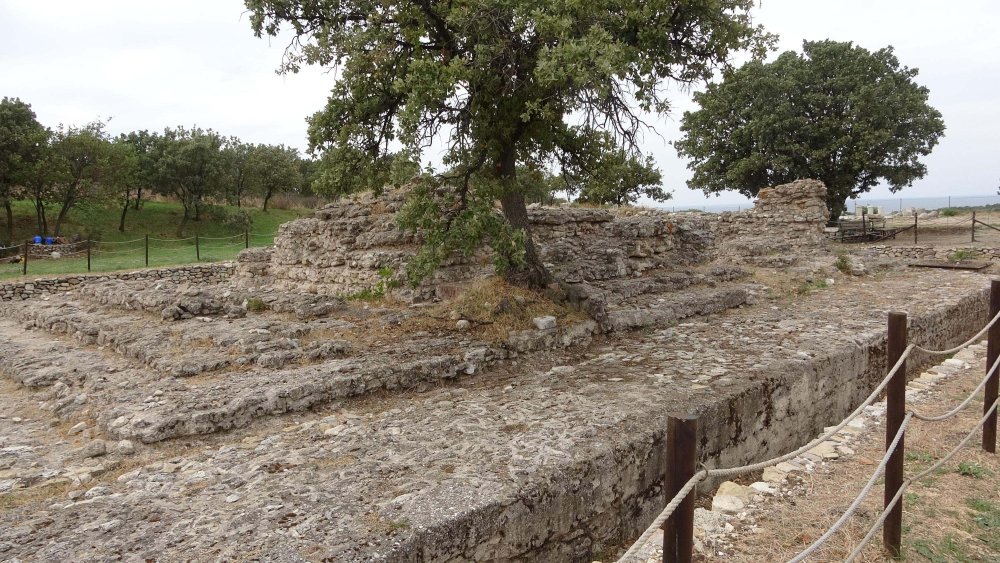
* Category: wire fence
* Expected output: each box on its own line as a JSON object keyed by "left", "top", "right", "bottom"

{"left": 0, "top": 231, "right": 278, "bottom": 279}
{"left": 621, "top": 283, "right": 1000, "bottom": 563}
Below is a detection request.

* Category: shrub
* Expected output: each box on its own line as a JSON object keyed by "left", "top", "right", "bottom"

{"left": 246, "top": 297, "right": 268, "bottom": 312}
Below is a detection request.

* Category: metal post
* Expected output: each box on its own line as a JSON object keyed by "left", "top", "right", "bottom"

{"left": 195, "top": 233, "right": 200, "bottom": 261}
{"left": 145, "top": 234, "right": 149, "bottom": 267}
{"left": 984, "top": 280, "right": 1000, "bottom": 453}
{"left": 663, "top": 415, "right": 697, "bottom": 563}
{"left": 86, "top": 242, "right": 91, "bottom": 272}
{"left": 22, "top": 241, "right": 28, "bottom": 276}
{"left": 244, "top": 230, "right": 249, "bottom": 249}
{"left": 884, "top": 312, "right": 908, "bottom": 557}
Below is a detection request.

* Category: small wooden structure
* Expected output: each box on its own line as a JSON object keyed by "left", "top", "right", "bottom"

{"left": 835, "top": 215, "right": 916, "bottom": 243}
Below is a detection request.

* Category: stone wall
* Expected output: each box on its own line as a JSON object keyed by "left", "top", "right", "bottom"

{"left": 234, "top": 189, "right": 713, "bottom": 299}
{"left": 712, "top": 179, "right": 830, "bottom": 265}
{"left": 864, "top": 245, "right": 1000, "bottom": 262}
{"left": 0, "top": 264, "right": 234, "bottom": 302}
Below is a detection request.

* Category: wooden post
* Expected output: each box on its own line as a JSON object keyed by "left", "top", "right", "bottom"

{"left": 972, "top": 211, "right": 977, "bottom": 242}
{"left": 984, "top": 280, "right": 1000, "bottom": 453}
{"left": 244, "top": 230, "right": 249, "bottom": 249}
{"left": 663, "top": 415, "right": 697, "bottom": 563}
{"left": 22, "top": 241, "right": 28, "bottom": 276}
{"left": 914, "top": 214, "right": 918, "bottom": 245}
{"left": 86, "top": 242, "right": 91, "bottom": 272}
{"left": 145, "top": 234, "right": 149, "bottom": 267}
{"left": 195, "top": 233, "right": 200, "bottom": 261}
{"left": 884, "top": 312, "right": 908, "bottom": 557}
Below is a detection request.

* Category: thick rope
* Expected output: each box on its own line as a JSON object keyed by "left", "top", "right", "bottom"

{"left": 198, "top": 234, "right": 244, "bottom": 240}
{"left": 94, "top": 238, "right": 145, "bottom": 245}
{"left": 616, "top": 470, "right": 708, "bottom": 563}
{"left": 915, "top": 308, "right": 1000, "bottom": 356}
{"left": 148, "top": 236, "right": 195, "bottom": 242}
{"left": 708, "top": 345, "right": 914, "bottom": 479}
{"left": 913, "top": 353, "right": 1000, "bottom": 422}
{"left": 786, "top": 413, "right": 913, "bottom": 563}
{"left": 844, "top": 397, "right": 1000, "bottom": 562}
{"left": 620, "top": 347, "right": 916, "bottom": 561}
{"left": 618, "top": 298, "right": 998, "bottom": 562}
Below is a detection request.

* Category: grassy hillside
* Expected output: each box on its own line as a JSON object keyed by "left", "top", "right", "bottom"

{"left": 1, "top": 200, "right": 312, "bottom": 280}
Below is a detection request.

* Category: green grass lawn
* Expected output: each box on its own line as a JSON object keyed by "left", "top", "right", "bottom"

{"left": 0, "top": 200, "right": 310, "bottom": 280}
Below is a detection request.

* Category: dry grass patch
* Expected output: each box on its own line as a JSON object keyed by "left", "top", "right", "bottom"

{"left": 417, "top": 277, "right": 589, "bottom": 342}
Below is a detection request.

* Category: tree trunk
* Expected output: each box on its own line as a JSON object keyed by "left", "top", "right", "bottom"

{"left": 53, "top": 192, "right": 75, "bottom": 238}
{"left": 119, "top": 198, "right": 129, "bottom": 232}
{"left": 176, "top": 204, "right": 190, "bottom": 238}
{"left": 133, "top": 186, "right": 143, "bottom": 210}
{"left": 34, "top": 198, "right": 47, "bottom": 237}
{"left": 263, "top": 188, "right": 273, "bottom": 212}
{"left": 3, "top": 199, "right": 13, "bottom": 245}
{"left": 497, "top": 146, "right": 550, "bottom": 288}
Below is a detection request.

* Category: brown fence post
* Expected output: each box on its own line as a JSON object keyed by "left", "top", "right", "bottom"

{"left": 195, "top": 233, "right": 200, "bottom": 261}
{"left": 972, "top": 211, "right": 977, "bottom": 242}
{"left": 245, "top": 230, "right": 249, "bottom": 249}
{"left": 663, "top": 415, "right": 697, "bottom": 563}
{"left": 86, "top": 242, "right": 91, "bottom": 272}
{"left": 984, "top": 280, "right": 1000, "bottom": 453}
{"left": 884, "top": 312, "right": 908, "bottom": 557}
{"left": 914, "top": 214, "right": 918, "bottom": 245}
{"left": 145, "top": 234, "right": 149, "bottom": 267}
{"left": 22, "top": 241, "right": 28, "bottom": 276}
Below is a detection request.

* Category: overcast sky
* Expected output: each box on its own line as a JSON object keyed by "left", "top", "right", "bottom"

{"left": 2, "top": 0, "right": 998, "bottom": 206}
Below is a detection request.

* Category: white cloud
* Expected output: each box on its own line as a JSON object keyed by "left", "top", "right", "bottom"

{"left": 1, "top": 0, "right": 997, "bottom": 204}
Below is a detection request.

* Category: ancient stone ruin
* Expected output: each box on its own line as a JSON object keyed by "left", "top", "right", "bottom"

{"left": 0, "top": 178, "right": 993, "bottom": 562}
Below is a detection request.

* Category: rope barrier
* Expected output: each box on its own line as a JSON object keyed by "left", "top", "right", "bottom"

{"left": 912, "top": 353, "right": 1000, "bottom": 422}
{"left": 915, "top": 308, "right": 1000, "bottom": 355}
{"left": 91, "top": 248, "right": 144, "bottom": 256}
{"left": 622, "top": 302, "right": 1000, "bottom": 562}
{"left": 786, "top": 413, "right": 913, "bottom": 563}
{"left": 618, "top": 345, "right": 917, "bottom": 562}
{"left": 844, "top": 397, "right": 1000, "bottom": 562}
{"left": 95, "top": 238, "right": 145, "bottom": 245}
{"left": 617, "top": 470, "right": 708, "bottom": 562}
{"left": 148, "top": 236, "right": 195, "bottom": 242}
{"left": 198, "top": 234, "right": 244, "bottom": 240}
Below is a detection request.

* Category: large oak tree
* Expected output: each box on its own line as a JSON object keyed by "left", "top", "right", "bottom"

{"left": 246, "top": 0, "right": 770, "bottom": 286}
{"left": 676, "top": 40, "right": 946, "bottom": 221}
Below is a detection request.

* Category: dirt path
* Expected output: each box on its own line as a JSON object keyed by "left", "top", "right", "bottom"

{"left": 697, "top": 341, "right": 1000, "bottom": 562}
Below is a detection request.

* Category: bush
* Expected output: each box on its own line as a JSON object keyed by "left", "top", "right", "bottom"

{"left": 940, "top": 208, "right": 959, "bottom": 217}
{"left": 834, "top": 252, "right": 851, "bottom": 274}
{"left": 246, "top": 297, "right": 268, "bottom": 312}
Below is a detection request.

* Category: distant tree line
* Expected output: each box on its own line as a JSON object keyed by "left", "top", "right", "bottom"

{"left": 0, "top": 97, "right": 315, "bottom": 242}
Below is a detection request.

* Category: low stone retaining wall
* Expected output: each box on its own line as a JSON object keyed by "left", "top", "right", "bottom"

{"left": 0, "top": 263, "right": 234, "bottom": 302}
{"left": 381, "top": 285, "right": 989, "bottom": 561}
{"left": 865, "top": 244, "right": 1000, "bottom": 262}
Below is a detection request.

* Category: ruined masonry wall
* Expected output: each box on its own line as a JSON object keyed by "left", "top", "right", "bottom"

{"left": 0, "top": 264, "right": 234, "bottom": 302}
{"left": 236, "top": 189, "right": 714, "bottom": 297}
{"left": 866, "top": 245, "right": 1000, "bottom": 262}
{"left": 713, "top": 179, "right": 830, "bottom": 248}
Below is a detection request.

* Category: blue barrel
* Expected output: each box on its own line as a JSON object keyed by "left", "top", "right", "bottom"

{"left": 33, "top": 236, "right": 42, "bottom": 244}
{"left": 44, "top": 237, "right": 54, "bottom": 245}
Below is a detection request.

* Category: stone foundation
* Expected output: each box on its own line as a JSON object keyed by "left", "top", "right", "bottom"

{"left": 0, "top": 264, "right": 234, "bottom": 301}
